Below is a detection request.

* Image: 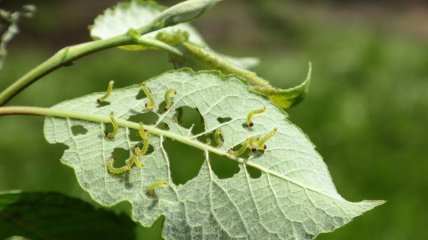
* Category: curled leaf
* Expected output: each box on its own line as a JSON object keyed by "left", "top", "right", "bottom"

{"left": 252, "top": 62, "right": 312, "bottom": 109}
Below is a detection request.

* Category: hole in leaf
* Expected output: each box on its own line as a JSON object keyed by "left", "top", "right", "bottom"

{"left": 112, "top": 148, "right": 130, "bottom": 167}
{"left": 132, "top": 142, "right": 155, "bottom": 155}
{"left": 163, "top": 138, "right": 204, "bottom": 185}
{"left": 158, "top": 122, "right": 170, "bottom": 131}
{"left": 127, "top": 112, "right": 159, "bottom": 125}
{"left": 246, "top": 165, "right": 262, "bottom": 179}
{"left": 210, "top": 154, "right": 240, "bottom": 179}
{"left": 157, "top": 101, "right": 167, "bottom": 114}
{"left": 217, "top": 117, "right": 232, "bottom": 124}
{"left": 104, "top": 122, "right": 114, "bottom": 138}
{"left": 136, "top": 88, "right": 146, "bottom": 100}
{"left": 137, "top": 215, "right": 165, "bottom": 239}
{"left": 197, "top": 132, "right": 214, "bottom": 146}
{"left": 96, "top": 101, "right": 110, "bottom": 108}
{"left": 229, "top": 144, "right": 251, "bottom": 159}
{"left": 128, "top": 129, "right": 140, "bottom": 142}
{"left": 71, "top": 125, "right": 87, "bottom": 136}
{"left": 173, "top": 106, "right": 205, "bottom": 135}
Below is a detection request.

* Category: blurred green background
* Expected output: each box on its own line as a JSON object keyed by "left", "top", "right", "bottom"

{"left": 1, "top": 0, "right": 428, "bottom": 239}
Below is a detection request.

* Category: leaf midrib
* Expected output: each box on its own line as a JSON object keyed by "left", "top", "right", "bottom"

{"left": 0, "top": 106, "right": 345, "bottom": 202}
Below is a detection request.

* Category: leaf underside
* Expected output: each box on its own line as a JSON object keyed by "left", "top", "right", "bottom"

{"left": 43, "top": 69, "right": 383, "bottom": 240}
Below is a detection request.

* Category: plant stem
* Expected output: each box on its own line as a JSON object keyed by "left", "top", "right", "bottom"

{"left": 0, "top": 34, "right": 184, "bottom": 106}
{"left": 0, "top": 35, "right": 130, "bottom": 105}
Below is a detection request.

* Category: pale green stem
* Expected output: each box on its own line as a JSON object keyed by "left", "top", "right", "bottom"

{"left": 0, "top": 106, "right": 239, "bottom": 162}
{"left": 0, "top": 105, "right": 354, "bottom": 200}
{"left": 0, "top": 35, "right": 185, "bottom": 106}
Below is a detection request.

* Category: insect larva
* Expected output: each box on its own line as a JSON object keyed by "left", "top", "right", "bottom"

{"left": 256, "top": 128, "right": 277, "bottom": 150}
{"left": 146, "top": 180, "right": 169, "bottom": 196}
{"left": 138, "top": 122, "right": 146, "bottom": 138}
{"left": 246, "top": 137, "right": 259, "bottom": 152}
{"left": 141, "top": 132, "right": 151, "bottom": 155}
{"left": 228, "top": 143, "right": 248, "bottom": 157}
{"left": 141, "top": 83, "right": 155, "bottom": 110}
{"left": 137, "top": 123, "right": 151, "bottom": 155}
{"left": 214, "top": 129, "right": 223, "bottom": 147}
{"left": 246, "top": 107, "right": 266, "bottom": 127}
{"left": 126, "top": 155, "right": 144, "bottom": 169}
{"left": 97, "top": 80, "right": 114, "bottom": 104}
{"left": 105, "top": 112, "right": 118, "bottom": 139}
{"left": 164, "top": 88, "right": 177, "bottom": 111}
{"left": 107, "top": 156, "right": 130, "bottom": 175}
{"left": 228, "top": 137, "right": 256, "bottom": 157}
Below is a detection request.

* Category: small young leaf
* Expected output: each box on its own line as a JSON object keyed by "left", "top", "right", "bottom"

{"left": 43, "top": 69, "right": 383, "bottom": 239}
{"left": 89, "top": 0, "right": 257, "bottom": 69}
{"left": 154, "top": 0, "right": 221, "bottom": 28}
{"left": 0, "top": 191, "right": 135, "bottom": 240}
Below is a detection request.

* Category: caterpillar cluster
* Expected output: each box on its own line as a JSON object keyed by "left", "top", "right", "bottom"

{"left": 105, "top": 120, "right": 168, "bottom": 196}
{"left": 228, "top": 128, "right": 277, "bottom": 157}
{"left": 106, "top": 122, "right": 148, "bottom": 174}
{"left": 102, "top": 83, "right": 175, "bottom": 197}
{"left": 228, "top": 107, "right": 276, "bottom": 157}
{"left": 101, "top": 83, "right": 274, "bottom": 194}
{"left": 141, "top": 82, "right": 177, "bottom": 112}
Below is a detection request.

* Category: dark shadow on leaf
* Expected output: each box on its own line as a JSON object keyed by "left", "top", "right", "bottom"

{"left": 217, "top": 117, "right": 232, "bottom": 124}
{"left": 96, "top": 101, "right": 110, "bottom": 108}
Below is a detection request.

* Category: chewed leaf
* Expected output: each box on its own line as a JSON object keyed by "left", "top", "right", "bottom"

{"left": 43, "top": 69, "right": 383, "bottom": 239}
{"left": 89, "top": 0, "right": 258, "bottom": 69}
{"left": 252, "top": 62, "right": 312, "bottom": 109}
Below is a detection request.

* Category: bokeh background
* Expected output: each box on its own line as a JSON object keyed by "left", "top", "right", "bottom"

{"left": 1, "top": 0, "right": 427, "bottom": 239}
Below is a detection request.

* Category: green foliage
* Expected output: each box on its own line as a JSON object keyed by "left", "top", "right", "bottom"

{"left": 0, "top": 0, "right": 389, "bottom": 239}
{"left": 89, "top": 0, "right": 258, "bottom": 70}
{"left": 43, "top": 69, "right": 382, "bottom": 239}
{"left": 0, "top": 191, "right": 135, "bottom": 240}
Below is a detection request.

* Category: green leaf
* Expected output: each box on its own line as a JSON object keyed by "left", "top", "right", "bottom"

{"left": 0, "top": 191, "right": 135, "bottom": 240}
{"left": 153, "top": 0, "right": 221, "bottom": 28}
{"left": 90, "top": 1, "right": 206, "bottom": 48}
{"left": 43, "top": 69, "right": 383, "bottom": 239}
{"left": 89, "top": 0, "right": 257, "bottom": 69}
